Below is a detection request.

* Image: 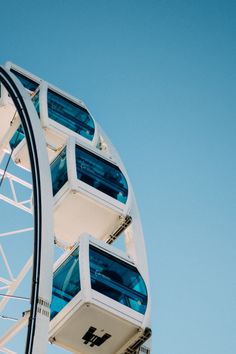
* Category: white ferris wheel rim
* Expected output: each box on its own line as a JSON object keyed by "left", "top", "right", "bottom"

{"left": 0, "top": 66, "right": 54, "bottom": 354}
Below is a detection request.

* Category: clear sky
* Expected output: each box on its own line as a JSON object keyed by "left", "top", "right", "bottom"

{"left": 0, "top": 0, "right": 236, "bottom": 353}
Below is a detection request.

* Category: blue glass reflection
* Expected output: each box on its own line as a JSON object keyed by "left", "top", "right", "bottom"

{"left": 9, "top": 125, "right": 25, "bottom": 150}
{"left": 32, "top": 90, "right": 40, "bottom": 116}
{"left": 9, "top": 92, "right": 40, "bottom": 150}
{"left": 50, "top": 148, "right": 68, "bottom": 196}
{"left": 50, "top": 248, "right": 80, "bottom": 320}
{"left": 90, "top": 246, "right": 147, "bottom": 314}
{"left": 76, "top": 145, "right": 128, "bottom": 203}
{"left": 10, "top": 69, "right": 39, "bottom": 92}
{"left": 48, "top": 89, "right": 95, "bottom": 141}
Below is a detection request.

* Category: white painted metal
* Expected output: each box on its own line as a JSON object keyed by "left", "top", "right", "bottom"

{"left": 96, "top": 126, "right": 151, "bottom": 331}
{"left": 4, "top": 62, "right": 42, "bottom": 88}
{"left": 49, "top": 235, "right": 148, "bottom": 353}
{"left": 42, "top": 83, "right": 99, "bottom": 147}
{"left": 0, "top": 311, "right": 30, "bottom": 348}
{"left": 53, "top": 136, "right": 131, "bottom": 246}
{"left": 0, "top": 346, "right": 17, "bottom": 354}
{"left": 0, "top": 114, "right": 20, "bottom": 163}
{"left": 0, "top": 62, "right": 151, "bottom": 353}
{"left": 13, "top": 72, "right": 54, "bottom": 354}
{"left": 0, "top": 227, "right": 33, "bottom": 238}
{"left": 0, "top": 245, "right": 14, "bottom": 281}
{"left": 0, "top": 67, "right": 54, "bottom": 354}
{"left": 4, "top": 62, "right": 99, "bottom": 171}
{"left": 0, "top": 256, "right": 32, "bottom": 312}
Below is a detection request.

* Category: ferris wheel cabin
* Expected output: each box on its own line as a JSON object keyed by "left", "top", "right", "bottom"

{"left": 0, "top": 62, "right": 152, "bottom": 353}
{"left": 49, "top": 235, "right": 151, "bottom": 353}
{"left": 51, "top": 138, "right": 131, "bottom": 246}
{"left": 0, "top": 65, "right": 41, "bottom": 161}
{"left": 2, "top": 63, "right": 132, "bottom": 246}
{"left": 2, "top": 62, "right": 98, "bottom": 170}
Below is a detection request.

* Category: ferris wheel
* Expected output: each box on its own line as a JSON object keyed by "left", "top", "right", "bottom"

{"left": 0, "top": 62, "right": 151, "bottom": 354}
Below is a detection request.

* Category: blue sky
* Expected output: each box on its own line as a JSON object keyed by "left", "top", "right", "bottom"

{"left": 0, "top": 0, "right": 236, "bottom": 353}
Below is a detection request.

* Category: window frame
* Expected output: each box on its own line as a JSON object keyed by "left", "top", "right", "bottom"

{"left": 50, "top": 146, "right": 69, "bottom": 197}
{"left": 82, "top": 235, "right": 146, "bottom": 322}
{"left": 75, "top": 143, "right": 128, "bottom": 205}
{"left": 41, "top": 85, "right": 98, "bottom": 146}
{"left": 68, "top": 137, "right": 130, "bottom": 213}
{"left": 52, "top": 137, "right": 130, "bottom": 213}
{"left": 50, "top": 246, "right": 81, "bottom": 320}
{"left": 89, "top": 244, "right": 148, "bottom": 315}
{"left": 2, "top": 62, "right": 41, "bottom": 106}
{"left": 50, "top": 235, "right": 146, "bottom": 325}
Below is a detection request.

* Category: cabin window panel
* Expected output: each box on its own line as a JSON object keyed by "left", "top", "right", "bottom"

{"left": 10, "top": 69, "right": 39, "bottom": 92}
{"left": 50, "top": 248, "right": 80, "bottom": 320}
{"left": 9, "top": 92, "right": 40, "bottom": 149}
{"left": 75, "top": 145, "right": 128, "bottom": 203}
{"left": 89, "top": 246, "right": 147, "bottom": 314}
{"left": 32, "top": 90, "right": 40, "bottom": 116}
{"left": 50, "top": 148, "right": 68, "bottom": 196}
{"left": 9, "top": 125, "right": 25, "bottom": 149}
{"left": 47, "top": 89, "right": 95, "bottom": 141}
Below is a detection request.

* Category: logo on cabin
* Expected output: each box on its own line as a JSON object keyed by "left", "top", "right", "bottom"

{"left": 82, "top": 326, "right": 111, "bottom": 347}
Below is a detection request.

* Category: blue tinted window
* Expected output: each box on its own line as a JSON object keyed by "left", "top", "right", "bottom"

{"left": 76, "top": 145, "right": 128, "bottom": 203}
{"left": 48, "top": 89, "right": 95, "bottom": 141}
{"left": 10, "top": 69, "right": 39, "bottom": 92}
{"left": 32, "top": 90, "right": 40, "bottom": 116}
{"left": 9, "top": 125, "right": 25, "bottom": 149}
{"left": 50, "top": 148, "right": 68, "bottom": 196}
{"left": 50, "top": 248, "right": 80, "bottom": 320}
{"left": 9, "top": 92, "right": 40, "bottom": 150}
{"left": 90, "top": 246, "right": 147, "bottom": 314}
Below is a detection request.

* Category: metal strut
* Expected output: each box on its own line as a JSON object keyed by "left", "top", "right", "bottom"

{"left": 106, "top": 215, "right": 132, "bottom": 244}
{"left": 124, "top": 328, "right": 152, "bottom": 354}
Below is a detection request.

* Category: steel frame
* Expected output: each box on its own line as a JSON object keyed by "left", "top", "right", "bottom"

{"left": 0, "top": 168, "right": 32, "bottom": 213}
{"left": 0, "top": 66, "right": 54, "bottom": 354}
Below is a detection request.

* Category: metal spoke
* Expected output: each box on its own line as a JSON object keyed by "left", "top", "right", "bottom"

{"left": 0, "top": 228, "right": 33, "bottom": 238}
{"left": 0, "top": 311, "right": 29, "bottom": 348}
{"left": 0, "top": 256, "right": 32, "bottom": 312}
